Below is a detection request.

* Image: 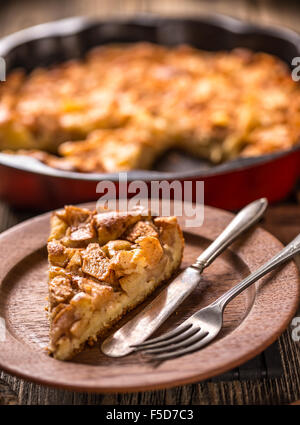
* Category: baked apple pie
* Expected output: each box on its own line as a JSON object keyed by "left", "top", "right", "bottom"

{"left": 1, "top": 43, "right": 300, "bottom": 172}
{"left": 47, "top": 205, "right": 184, "bottom": 360}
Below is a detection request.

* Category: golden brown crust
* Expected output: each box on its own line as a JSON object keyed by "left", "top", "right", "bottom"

{"left": 47, "top": 205, "right": 184, "bottom": 360}
{"left": 1, "top": 43, "right": 299, "bottom": 171}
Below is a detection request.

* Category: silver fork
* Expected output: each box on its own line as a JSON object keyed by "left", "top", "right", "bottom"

{"left": 132, "top": 233, "right": 300, "bottom": 361}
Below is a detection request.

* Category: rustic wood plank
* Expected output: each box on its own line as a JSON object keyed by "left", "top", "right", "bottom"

{"left": 0, "top": 0, "right": 300, "bottom": 39}
{"left": 0, "top": 379, "right": 18, "bottom": 405}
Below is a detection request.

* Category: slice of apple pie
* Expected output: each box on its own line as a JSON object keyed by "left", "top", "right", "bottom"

{"left": 47, "top": 205, "right": 184, "bottom": 360}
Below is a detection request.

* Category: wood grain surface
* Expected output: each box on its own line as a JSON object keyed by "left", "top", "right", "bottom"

{"left": 1, "top": 203, "right": 298, "bottom": 393}
{"left": 0, "top": 0, "right": 299, "bottom": 405}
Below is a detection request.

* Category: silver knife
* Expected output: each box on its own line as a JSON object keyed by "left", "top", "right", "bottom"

{"left": 101, "top": 198, "right": 268, "bottom": 357}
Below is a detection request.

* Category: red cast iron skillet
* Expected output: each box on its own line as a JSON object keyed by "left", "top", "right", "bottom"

{"left": 0, "top": 14, "right": 299, "bottom": 210}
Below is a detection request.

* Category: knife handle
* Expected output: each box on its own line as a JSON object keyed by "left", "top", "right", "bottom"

{"left": 192, "top": 198, "right": 268, "bottom": 271}
{"left": 101, "top": 198, "right": 268, "bottom": 358}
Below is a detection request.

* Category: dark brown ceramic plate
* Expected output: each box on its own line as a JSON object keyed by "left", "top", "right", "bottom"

{"left": 0, "top": 202, "right": 298, "bottom": 392}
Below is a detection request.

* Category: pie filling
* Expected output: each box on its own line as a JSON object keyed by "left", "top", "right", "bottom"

{"left": 1, "top": 43, "right": 299, "bottom": 172}
{"left": 47, "top": 205, "right": 184, "bottom": 360}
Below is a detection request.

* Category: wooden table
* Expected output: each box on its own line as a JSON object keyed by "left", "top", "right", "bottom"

{"left": 0, "top": 0, "right": 299, "bottom": 405}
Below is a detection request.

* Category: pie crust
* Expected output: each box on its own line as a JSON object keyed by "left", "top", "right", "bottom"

{"left": 47, "top": 205, "right": 184, "bottom": 360}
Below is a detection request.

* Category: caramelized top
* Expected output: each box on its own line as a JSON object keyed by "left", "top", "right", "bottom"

{"left": 48, "top": 206, "right": 168, "bottom": 310}
{"left": 1, "top": 43, "right": 299, "bottom": 171}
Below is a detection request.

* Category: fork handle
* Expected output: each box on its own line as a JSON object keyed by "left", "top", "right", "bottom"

{"left": 214, "top": 233, "right": 300, "bottom": 309}
{"left": 193, "top": 198, "right": 267, "bottom": 271}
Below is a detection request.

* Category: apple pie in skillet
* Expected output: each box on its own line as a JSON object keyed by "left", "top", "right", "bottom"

{"left": 1, "top": 43, "right": 299, "bottom": 173}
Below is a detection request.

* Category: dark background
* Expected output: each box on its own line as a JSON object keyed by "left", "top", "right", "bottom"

{"left": 0, "top": 0, "right": 300, "bottom": 39}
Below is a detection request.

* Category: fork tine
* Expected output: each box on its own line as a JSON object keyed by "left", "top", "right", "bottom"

{"left": 134, "top": 326, "right": 199, "bottom": 352}
{"left": 148, "top": 333, "right": 214, "bottom": 361}
{"left": 130, "top": 323, "right": 192, "bottom": 349}
{"left": 143, "top": 329, "right": 208, "bottom": 355}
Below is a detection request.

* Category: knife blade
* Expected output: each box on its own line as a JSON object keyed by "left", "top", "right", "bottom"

{"left": 101, "top": 198, "right": 267, "bottom": 357}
